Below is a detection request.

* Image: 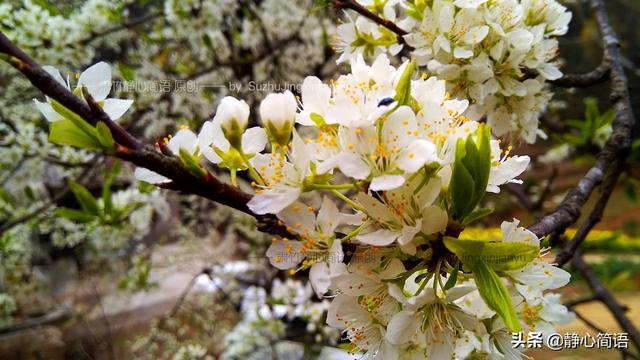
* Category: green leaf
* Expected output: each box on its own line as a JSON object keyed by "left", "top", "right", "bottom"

{"left": 55, "top": 208, "right": 97, "bottom": 223}
{"left": 462, "top": 207, "right": 493, "bottom": 225}
{"left": 49, "top": 119, "right": 104, "bottom": 150}
{"left": 0, "top": 188, "right": 15, "bottom": 206}
{"left": 50, "top": 99, "right": 99, "bottom": 139}
{"left": 48, "top": 100, "right": 116, "bottom": 151}
{"left": 444, "top": 236, "right": 538, "bottom": 272}
{"left": 68, "top": 180, "right": 101, "bottom": 217}
{"left": 480, "top": 242, "right": 539, "bottom": 271}
{"left": 472, "top": 260, "right": 521, "bottom": 332}
{"left": 449, "top": 139, "right": 475, "bottom": 219}
{"left": 394, "top": 59, "right": 416, "bottom": 106}
{"left": 449, "top": 126, "right": 492, "bottom": 220}
{"left": 95, "top": 122, "right": 115, "bottom": 151}
{"left": 102, "top": 160, "right": 121, "bottom": 219}
{"left": 118, "top": 62, "right": 136, "bottom": 81}
{"left": 584, "top": 97, "right": 598, "bottom": 129}
{"left": 464, "top": 126, "right": 491, "bottom": 209}
{"left": 443, "top": 237, "right": 485, "bottom": 271}
{"left": 474, "top": 125, "right": 491, "bottom": 192}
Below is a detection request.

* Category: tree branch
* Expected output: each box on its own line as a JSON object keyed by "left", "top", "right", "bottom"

{"left": 554, "top": 158, "right": 623, "bottom": 266}
{"left": 0, "top": 31, "right": 291, "bottom": 238}
{"left": 0, "top": 305, "right": 72, "bottom": 335}
{"left": 550, "top": 62, "right": 611, "bottom": 88}
{"left": 333, "top": 0, "right": 408, "bottom": 44}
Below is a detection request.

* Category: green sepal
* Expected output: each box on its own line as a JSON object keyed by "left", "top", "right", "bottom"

{"left": 178, "top": 148, "right": 205, "bottom": 178}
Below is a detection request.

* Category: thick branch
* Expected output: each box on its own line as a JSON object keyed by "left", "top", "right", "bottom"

{"left": 554, "top": 158, "right": 623, "bottom": 266}
{"left": 528, "top": 0, "right": 636, "bottom": 238}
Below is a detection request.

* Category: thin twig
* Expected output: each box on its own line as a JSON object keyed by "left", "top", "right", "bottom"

{"left": 564, "top": 294, "right": 598, "bottom": 308}
{"left": 0, "top": 305, "right": 72, "bottom": 335}
{"left": 551, "top": 63, "right": 611, "bottom": 88}
{"left": 79, "top": 12, "right": 162, "bottom": 46}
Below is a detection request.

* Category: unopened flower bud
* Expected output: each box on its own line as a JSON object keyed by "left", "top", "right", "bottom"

{"left": 215, "top": 96, "right": 250, "bottom": 149}
{"left": 259, "top": 90, "right": 297, "bottom": 147}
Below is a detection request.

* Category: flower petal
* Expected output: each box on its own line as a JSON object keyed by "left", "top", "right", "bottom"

{"left": 102, "top": 98, "right": 133, "bottom": 120}
{"left": 266, "top": 240, "right": 304, "bottom": 269}
{"left": 134, "top": 167, "right": 170, "bottom": 184}
{"left": 33, "top": 99, "right": 63, "bottom": 122}
{"left": 397, "top": 140, "right": 439, "bottom": 173}
{"left": 337, "top": 152, "right": 371, "bottom": 180}
{"left": 241, "top": 127, "right": 267, "bottom": 154}
{"left": 386, "top": 311, "right": 421, "bottom": 344}
{"left": 247, "top": 187, "right": 301, "bottom": 215}
{"left": 370, "top": 174, "right": 405, "bottom": 191}
{"left": 355, "top": 228, "right": 398, "bottom": 246}
{"left": 78, "top": 62, "right": 112, "bottom": 100}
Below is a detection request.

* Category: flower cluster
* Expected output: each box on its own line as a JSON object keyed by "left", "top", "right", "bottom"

{"left": 0, "top": 0, "right": 123, "bottom": 65}
{"left": 129, "top": 54, "right": 572, "bottom": 359}
{"left": 219, "top": 276, "right": 339, "bottom": 360}
{"left": 335, "top": 0, "right": 571, "bottom": 143}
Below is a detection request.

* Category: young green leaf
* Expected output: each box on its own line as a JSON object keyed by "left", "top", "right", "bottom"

{"left": 102, "top": 160, "right": 121, "bottom": 219}
{"left": 56, "top": 208, "right": 97, "bottom": 223}
{"left": 394, "top": 59, "right": 416, "bottom": 107}
{"left": 68, "top": 180, "right": 102, "bottom": 217}
{"left": 49, "top": 119, "right": 104, "bottom": 150}
{"left": 472, "top": 260, "right": 521, "bottom": 332}
{"left": 443, "top": 237, "right": 485, "bottom": 271}
{"left": 449, "top": 138, "right": 475, "bottom": 219}
{"left": 480, "top": 242, "right": 539, "bottom": 271}
{"left": 444, "top": 236, "right": 538, "bottom": 271}
{"left": 50, "top": 99, "right": 99, "bottom": 139}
